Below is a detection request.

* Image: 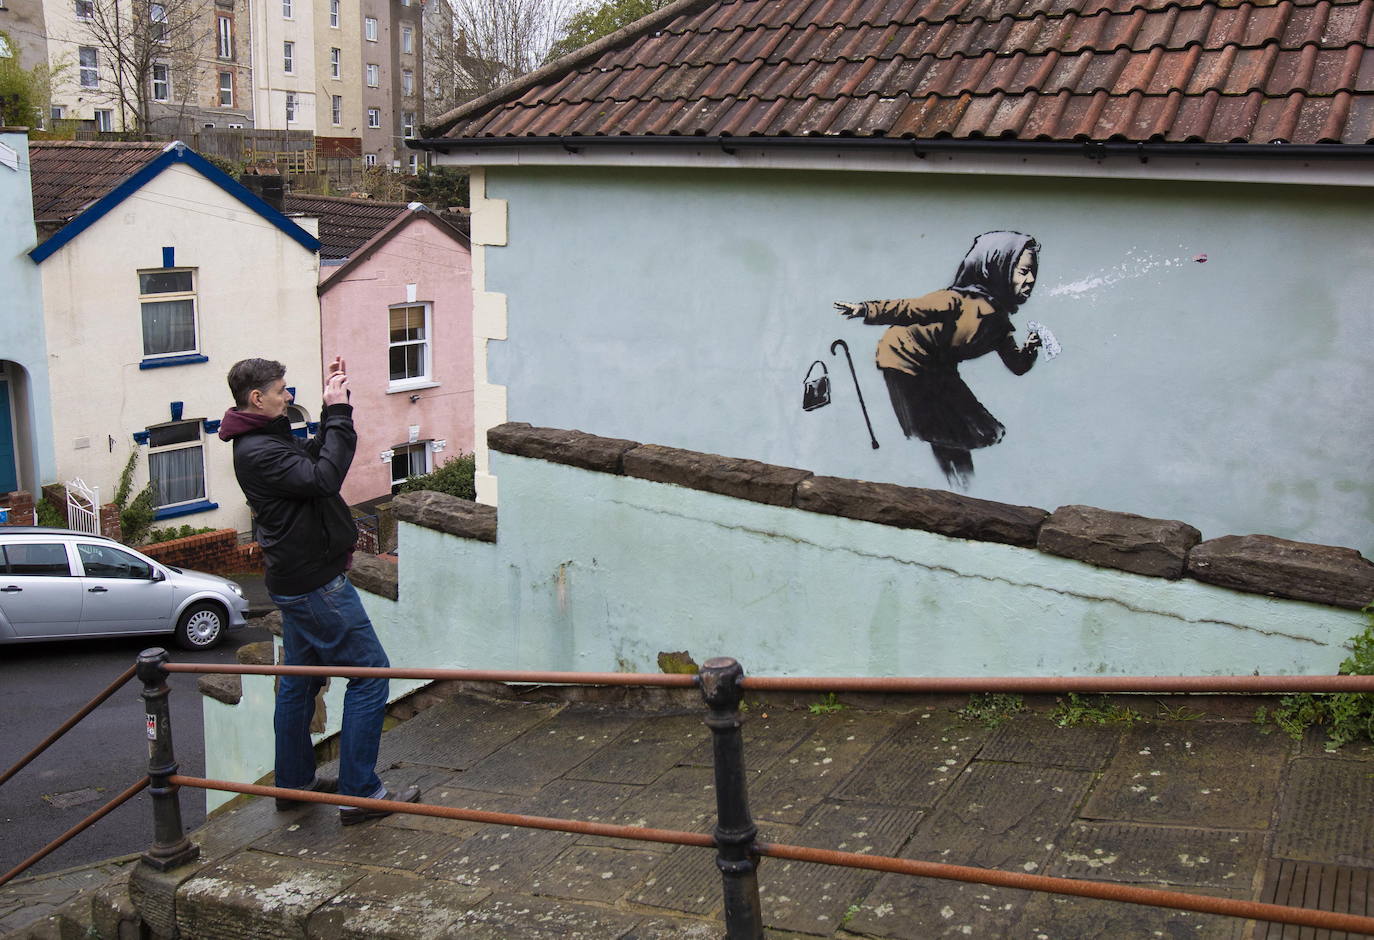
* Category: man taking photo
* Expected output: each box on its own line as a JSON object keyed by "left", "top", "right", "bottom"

{"left": 220, "top": 355, "right": 419, "bottom": 825}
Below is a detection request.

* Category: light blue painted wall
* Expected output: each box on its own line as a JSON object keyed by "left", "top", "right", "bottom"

{"left": 201, "top": 452, "right": 1366, "bottom": 803}
{"left": 0, "top": 130, "right": 55, "bottom": 489}
{"left": 484, "top": 167, "right": 1374, "bottom": 557}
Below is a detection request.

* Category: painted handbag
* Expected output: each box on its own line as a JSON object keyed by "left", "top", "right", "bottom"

{"left": 803, "top": 360, "right": 831, "bottom": 411}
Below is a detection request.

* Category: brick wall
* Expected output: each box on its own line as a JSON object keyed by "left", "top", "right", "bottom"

{"left": 141, "top": 529, "right": 264, "bottom": 575}
{"left": 0, "top": 490, "right": 36, "bottom": 526}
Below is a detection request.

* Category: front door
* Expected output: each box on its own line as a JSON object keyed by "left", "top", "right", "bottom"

{"left": 0, "top": 381, "right": 17, "bottom": 494}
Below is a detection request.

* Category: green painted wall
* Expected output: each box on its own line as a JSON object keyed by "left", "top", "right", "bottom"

{"left": 484, "top": 166, "right": 1374, "bottom": 556}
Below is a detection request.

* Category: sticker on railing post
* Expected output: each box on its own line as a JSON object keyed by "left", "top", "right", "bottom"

{"left": 146, "top": 714, "right": 157, "bottom": 740}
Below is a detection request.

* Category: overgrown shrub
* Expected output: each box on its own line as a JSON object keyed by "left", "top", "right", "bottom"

{"left": 114, "top": 450, "right": 156, "bottom": 544}
{"left": 1255, "top": 603, "right": 1374, "bottom": 748}
{"left": 145, "top": 524, "right": 217, "bottom": 544}
{"left": 396, "top": 453, "right": 476, "bottom": 501}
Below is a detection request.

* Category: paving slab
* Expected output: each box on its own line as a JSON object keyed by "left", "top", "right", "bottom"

{"left": 1259, "top": 859, "right": 1374, "bottom": 938}
{"left": 750, "top": 711, "right": 904, "bottom": 825}
{"left": 373, "top": 776, "right": 527, "bottom": 838}
{"left": 375, "top": 698, "right": 559, "bottom": 771}
{"left": 453, "top": 705, "right": 641, "bottom": 795}
{"left": 1273, "top": 758, "right": 1374, "bottom": 867}
{"left": 1009, "top": 885, "right": 1246, "bottom": 939}
{"left": 1048, "top": 821, "right": 1265, "bottom": 891}
{"left": 1081, "top": 721, "right": 1290, "bottom": 829}
{"left": 832, "top": 708, "right": 992, "bottom": 808}
{"left": 847, "top": 761, "right": 1094, "bottom": 938}
{"left": 681, "top": 707, "right": 817, "bottom": 773}
{"left": 303, "top": 870, "right": 489, "bottom": 939}
{"left": 528, "top": 843, "right": 668, "bottom": 903}
{"left": 565, "top": 712, "right": 707, "bottom": 785}
{"left": 252, "top": 812, "right": 468, "bottom": 873}
{"left": 629, "top": 844, "right": 724, "bottom": 917}
{"left": 757, "top": 801, "right": 923, "bottom": 933}
{"left": 979, "top": 712, "right": 1123, "bottom": 771}
{"left": 175, "top": 849, "right": 362, "bottom": 940}
{"left": 445, "top": 892, "right": 652, "bottom": 938}
{"left": 0, "top": 858, "right": 133, "bottom": 936}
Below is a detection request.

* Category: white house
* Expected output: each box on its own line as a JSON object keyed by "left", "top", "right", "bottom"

{"left": 29, "top": 140, "right": 321, "bottom": 533}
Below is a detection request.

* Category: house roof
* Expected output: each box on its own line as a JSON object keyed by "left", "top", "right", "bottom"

{"left": 28, "top": 141, "right": 165, "bottom": 222}
{"left": 432, "top": 0, "right": 1374, "bottom": 146}
{"left": 28, "top": 141, "right": 321, "bottom": 263}
{"left": 318, "top": 204, "right": 470, "bottom": 292}
{"left": 283, "top": 194, "right": 411, "bottom": 260}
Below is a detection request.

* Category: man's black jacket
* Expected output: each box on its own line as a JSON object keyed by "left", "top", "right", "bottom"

{"left": 220, "top": 403, "right": 358, "bottom": 596}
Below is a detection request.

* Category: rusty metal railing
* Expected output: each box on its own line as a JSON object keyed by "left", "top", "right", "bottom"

{"left": 9, "top": 650, "right": 1374, "bottom": 937}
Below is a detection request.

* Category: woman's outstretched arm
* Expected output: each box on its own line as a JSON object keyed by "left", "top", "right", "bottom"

{"left": 834, "top": 291, "right": 959, "bottom": 326}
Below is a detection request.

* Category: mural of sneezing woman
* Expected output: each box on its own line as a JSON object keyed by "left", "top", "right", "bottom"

{"left": 835, "top": 231, "right": 1043, "bottom": 489}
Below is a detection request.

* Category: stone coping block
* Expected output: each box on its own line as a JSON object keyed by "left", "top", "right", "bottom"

{"left": 199, "top": 673, "right": 243, "bottom": 706}
{"left": 622, "top": 443, "right": 813, "bottom": 507}
{"left": 475, "top": 422, "right": 1374, "bottom": 610}
{"left": 488, "top": 422, "right": 639, "bottom": 474}
{"left": 350, "top": 553, "right": 399, "bottom": 600}
{"left": 797, "top": 474, "right": 1048, "bottom": 547}
{"left": 1187, "top": 535, "right": 1374, "bottom": 610}
{"left": 1038, "top": 504, "right": 1202, "bottom": 579}
{"left": 392, "top": 490, "right": 497, "bottom": 542}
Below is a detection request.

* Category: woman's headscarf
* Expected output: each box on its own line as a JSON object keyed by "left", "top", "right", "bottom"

{"left": 949, "top": 231, "right": 1039, "bottom": 313}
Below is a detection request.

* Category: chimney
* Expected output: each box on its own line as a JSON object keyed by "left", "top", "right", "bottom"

{"left": 239, "top": 164, "right": 285, "bottom": 213}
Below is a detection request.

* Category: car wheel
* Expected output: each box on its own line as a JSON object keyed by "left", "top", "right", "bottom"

{"left": 176, "top": 602, "right": 225, "bottom": 650}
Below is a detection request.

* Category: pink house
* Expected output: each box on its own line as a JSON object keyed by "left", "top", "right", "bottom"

{"left": 306, "top": 198, "right": 473, "bottom": 505}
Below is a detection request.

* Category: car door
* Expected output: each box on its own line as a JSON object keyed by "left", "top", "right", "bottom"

{"left": 76, "top": 542, "right": 174, "bottom": 635}
{"left": 0, "top": 541, "right": 84, "bottom": 638}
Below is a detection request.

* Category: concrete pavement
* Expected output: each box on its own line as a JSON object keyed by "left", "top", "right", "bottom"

{"left": 6, "top": 683, "right": 1374, "bottom": 938}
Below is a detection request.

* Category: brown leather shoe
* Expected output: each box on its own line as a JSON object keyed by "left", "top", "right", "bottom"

{"left": 274, "top": 775, "right": 338, "bottom": 811}
{"left": 338, "top": 785, "right": 421, "bottom": 826}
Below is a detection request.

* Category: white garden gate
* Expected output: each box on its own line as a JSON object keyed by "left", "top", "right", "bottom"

{"left": 65, "top": 478, "right": 99, "bottom": 534}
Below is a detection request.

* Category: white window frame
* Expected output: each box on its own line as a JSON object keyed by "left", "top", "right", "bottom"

{"left": 151, "top": 63, "right": 170, "bottom": 101}
{"left": 407, "top": 153, "right": 418, "bottom": 174}
{"left": 331, "top": 94, "right": 342, "bottom": 125}
{"left": 218, "top": 71, "right": 233, "bottom": 106}
{"left": 150, "top": 2, "right": 167, "bottom": 43}
{"left": 79, "top": 47, "right": 98, "bottom": 88}
{"left": 401, "top": 26, "right": 413, "bottom": 54}
{"left": 330, "top": 47, "right": 340, "bottom": 79}
{"left": 74, "top": 0, "right": 93, "bottom": 20}
{"left": 146, "top": 420, "right": 207, "bottom": 512}
{"left": 281, "top": 0, "right": 292, "bottom": 17}
{"left": 389, "top": 442, "right": 430, "bottom": 493}
{"left": 285, "top": 92, "right": 296, "bottom": 123}
{"left": 364, "top": 16, "right": 377, "bottom": 41}
{"left": 364, "top": 153, "right": 377, "bottom": 167}
{"left": 50, "top": 104, "right": 65, "bottom": 122}
{"left": 93, "top": 109, "right": 113, "bottom": 131}
{"left": 366, "top": 107, "right": 380, "bottom": 128}
{"left": 329, "top": 0, "right": 339, "bottom": 27}
{"left": 138, "top": 267, "right": 198, "bottom": 359}
{"left": 283, "top": 40, "right": 294, "bottom": 73}
{"left": 402, "top": 110, "right": 414, "bottom": 137}
{"left": 216, "top": 14, "right": 233, "bottom": 58}
{"left": 365, "top": 63, "right": 378, "bottom": 87}
{"left": 387, "top": 302, "right": 431, "bottom": 389}
{"left": 401, "top": 69, "right": 413, "bottom": 96}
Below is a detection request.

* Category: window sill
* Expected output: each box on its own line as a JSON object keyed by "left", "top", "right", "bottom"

{"left": 154, "top": 500, "right": 218, "bottom": 520}
{"left": 386, "top": 380, "right": 438, "bottom": 394}
{"left": 140, "top": 354, "right": 208, "bottom": 370}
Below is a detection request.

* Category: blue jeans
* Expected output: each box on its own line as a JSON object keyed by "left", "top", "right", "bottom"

{"left": 270, "top": 574, "right": 389, "bottom": 799}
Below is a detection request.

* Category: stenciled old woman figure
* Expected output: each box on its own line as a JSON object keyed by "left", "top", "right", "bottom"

{"left": 834, "top": 231, "right": 1042, "bottom": 489}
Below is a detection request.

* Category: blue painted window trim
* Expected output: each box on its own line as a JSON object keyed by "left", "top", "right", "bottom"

{"left": 203, "top": 418, "right": 221, "bottom": 433}
{"left": 139, "top": 354, "right": 209, "bottom": 370}
{"left": 153, "top": 500, "right": 218, "bottom": 520}
{"left": 29, "top": 143, "right": 322, "bottom": 264}
{"left": 132, "top": 431, "right": 150, "bottom": 445}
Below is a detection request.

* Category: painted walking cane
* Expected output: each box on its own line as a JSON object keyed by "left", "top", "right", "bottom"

{"left": 830, "top": 339, "right": 880, "bottom": 449}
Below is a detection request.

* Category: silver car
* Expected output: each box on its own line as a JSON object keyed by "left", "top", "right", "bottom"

{"left": 0, "top": 528, "right": 249, "bottom": 649}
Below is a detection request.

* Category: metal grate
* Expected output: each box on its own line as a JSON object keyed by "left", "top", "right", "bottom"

{"left": 1261, "top": 859, "right": 1374, "bottom": 939}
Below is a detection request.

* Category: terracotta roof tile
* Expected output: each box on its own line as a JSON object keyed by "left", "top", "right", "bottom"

{"left": 282, "top": 194, "right": 408, "bottom": 260}
{"left": 28, "top": 141, "right": 166, "bottom": 223}
{"left": 439, "top": 0, "right": 1374, "bottom": 143}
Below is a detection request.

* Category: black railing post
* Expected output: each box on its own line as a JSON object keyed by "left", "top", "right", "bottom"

{"left": 137, "top": 648, "right": 199, "bottom": 871}
{"left": 699, "top": 656, "right": 763, "bottom": 939}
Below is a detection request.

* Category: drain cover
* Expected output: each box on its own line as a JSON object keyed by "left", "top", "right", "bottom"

{"left": 1260, "top": 859, "right": 1374, "bottom": 938}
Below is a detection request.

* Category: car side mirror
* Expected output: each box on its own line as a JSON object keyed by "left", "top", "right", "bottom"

{"left": 150, "top": 569, "right": 166, "bottom": 582}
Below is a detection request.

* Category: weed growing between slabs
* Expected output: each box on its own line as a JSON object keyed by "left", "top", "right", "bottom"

{"left": 1255, "top": 603, "right": 1374, "bottom": 749}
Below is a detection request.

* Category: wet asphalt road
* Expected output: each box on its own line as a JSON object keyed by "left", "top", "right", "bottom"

{"left": 0, "top": 620, "right": 272, "bottom": 878}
